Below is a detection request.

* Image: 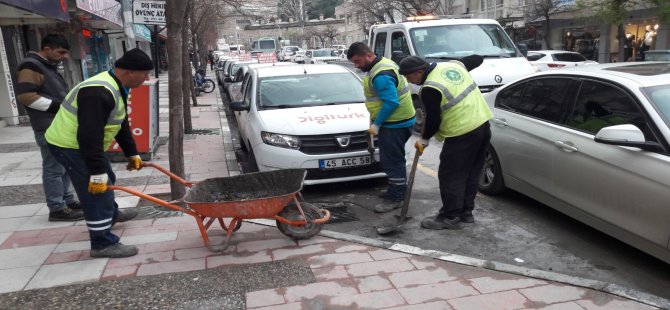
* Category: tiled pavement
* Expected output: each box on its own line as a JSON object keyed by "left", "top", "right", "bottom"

{"left": 0, "top": 73, "right": 661, "bottom": 309}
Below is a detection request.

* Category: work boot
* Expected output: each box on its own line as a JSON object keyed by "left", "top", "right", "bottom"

{"left": 49, "top": 207, "right": 84, "bottom": 222}
{"left": 66, "top": 201, "right": 82, "bottom": 210}
{"left": 420, "top": 215, "right": 461, "bottom": 230}
{"left": 90, "top": 243, "right": 138, "bottom": 258}
{"left": 460, "top": 212, "right": 475, "bottom": 223}
{"left": 374, "top": 200, "right": 403, "bottom": 213}
{"left": 112, "top": 208, "right": 138, "bottom": 226}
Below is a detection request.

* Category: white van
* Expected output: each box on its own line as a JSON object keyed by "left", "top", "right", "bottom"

{"left": 369, "top": 17, "right": 535, "bottom": 130}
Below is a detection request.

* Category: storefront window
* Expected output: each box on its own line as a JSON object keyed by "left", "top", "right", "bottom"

{"left": 625, "top": 20, "right": 660, "bottom": 61}
{"left": 561, "top": 27, "right": 600, "bottom": 60}
{"left": 81, "top": 31, "right": 110, "bottom": 79}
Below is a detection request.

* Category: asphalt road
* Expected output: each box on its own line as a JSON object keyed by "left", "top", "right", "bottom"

{"left": 219, "top": 76, "right": 670, "bottom": 302}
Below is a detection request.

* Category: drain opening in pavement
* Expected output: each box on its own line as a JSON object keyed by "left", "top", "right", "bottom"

{"left": 311, "top": 201, "right": 360, "bottom": 224}
{"left": 187, "top": 128, "right": 221, "bottom": 136}
{"left": 134, "top": 193, "right": 185, "bottom": 220}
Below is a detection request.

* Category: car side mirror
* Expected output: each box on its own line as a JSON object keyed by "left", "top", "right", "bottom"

{"left": 594, "top": 124, "right": 664, "bottom": 152}
{"left": 391, "top": 51, "right": 407, "bottom": 65}
{"left": 230, "top": 101, "right": 250, "bottom": 111}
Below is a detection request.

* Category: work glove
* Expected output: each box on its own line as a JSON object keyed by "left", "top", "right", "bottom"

{"left": 88, "top": 173, "right": 109, "bottom": 194}
{"left": 368, "top": 124, "right": 380, "bottom": 136}
{"left": 415, "top": 138, "right": 429, "bottom": 155}
{"left": 126, "top": 155, "right": 142, "bottom": 171}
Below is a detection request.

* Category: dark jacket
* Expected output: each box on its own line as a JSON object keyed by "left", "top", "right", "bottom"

{"left": 15, "top": 52, "right": 68, "bottom": 132}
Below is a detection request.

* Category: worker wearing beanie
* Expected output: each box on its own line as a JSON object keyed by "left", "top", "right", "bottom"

{"left": 347, "top": 42, "right": 416, "bottom": 213}
{"left": 398, "top": 55, "right": 492, "bottom": 230}
{"left": 45, "top": 48, "right": 154, "bottom": 258}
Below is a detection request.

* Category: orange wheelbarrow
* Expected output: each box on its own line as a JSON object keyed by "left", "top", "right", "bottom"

{"left": 109, "top": 163, "right": 330, "bottom": 252}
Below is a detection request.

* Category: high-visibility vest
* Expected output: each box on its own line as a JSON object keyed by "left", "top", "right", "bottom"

{"left": 362, "top": 57, "right": 415, "bottom": 123}
{"left": 45, "top": 71, "right": 125, "bottom": 150}
{"left": 421, "top": 62, "right": 492, "bottom": 140}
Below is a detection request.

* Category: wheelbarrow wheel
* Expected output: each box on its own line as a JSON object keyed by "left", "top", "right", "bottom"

{"left": 276, "top": 203, "right": 323, "bottom": 240}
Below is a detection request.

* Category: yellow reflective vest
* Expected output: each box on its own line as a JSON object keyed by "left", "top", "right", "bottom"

{"left": 362, "top": 57, "right": 415, "bottom": 123}
{"left": 421, "top": 62, "right": 492, "bottom": 141}
{"left": 45, "top": 71, "right": 125, "bottom": 150}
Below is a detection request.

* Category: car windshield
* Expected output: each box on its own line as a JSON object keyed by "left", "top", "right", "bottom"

{"left": 643, "top": 85, "right": 670, "bottom": 129}
{"left": 258, "top": 73, "right": 364, "bottom": 108}
{"left": 410, "top": 24, "right": 520, "bottom": 59}
{"left": 312, "top": 50, "right": 331, "bottom": 57}
{"left": 287, "top": 47, "right": 299, "bottom": 52}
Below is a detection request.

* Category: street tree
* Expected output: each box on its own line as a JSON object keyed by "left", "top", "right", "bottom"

{"left": 522, "top": 0, "right": 574, "bottom": 49}
{"left": 166, "top": 0, "right": 189, "bottom": 199}
{"left": 576, "top": 0, "right": 667, "bottom": 62}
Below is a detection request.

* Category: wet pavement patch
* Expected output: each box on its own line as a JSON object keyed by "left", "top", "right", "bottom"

{"left": 135, "top": 193, "right": 185, "bottom": 220}
{"left": 0, "top": 184, "right": 45, "bottom": 206}
{"left": 0, "top": 143, "right": 39, "bottom": 153}
{"left": 0, "top": 258, "right": 315, "bottom": 309}
{"left": 314, "top": 201, "right": 360, "bottom": 224}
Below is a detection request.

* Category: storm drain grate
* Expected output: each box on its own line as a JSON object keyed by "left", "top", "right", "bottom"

{"left": 312, "top": 201, "right": 360, "bottom": 224}
{"left": 134, "top": 194, "right": 186, "bottom": 220}
{"left": 187, "top": 128, "right": 221, "bottom": 136}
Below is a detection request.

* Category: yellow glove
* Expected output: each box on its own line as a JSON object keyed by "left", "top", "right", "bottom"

{"left": 368, "top": 124, "right": 379, "bottom": 136}
{"left": 415, "top": 138, "right": 429, "bottom": 155}
{"left": 88, "top": 173, "right": 109, "bottom": 194}
{"left": 127, "top": 155, "right": 142, "bottom": 171}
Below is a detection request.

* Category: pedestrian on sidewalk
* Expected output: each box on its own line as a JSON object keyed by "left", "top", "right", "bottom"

{"left": 346, "top": 42, "right": 416, "bottom": 213}
{"left": 16, "top": 34, "right": 84, "bottom": 222}
{"left": 398, "top": 56, "right": 492, "bottom": 229}
{"left": 44, "top": 48, "right": 153, "bottom": 258}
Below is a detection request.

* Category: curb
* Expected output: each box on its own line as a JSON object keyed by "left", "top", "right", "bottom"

{"left": 246, "top": 219, "right": 669, "bottom": 309}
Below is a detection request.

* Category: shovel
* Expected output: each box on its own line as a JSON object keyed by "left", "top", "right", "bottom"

{"left": 376, "top": 147, "right": 421, "bottom": 235}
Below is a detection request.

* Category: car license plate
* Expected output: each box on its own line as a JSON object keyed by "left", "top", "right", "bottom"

{"left": 319, "top": 156, "right": 372, "bottom": 170}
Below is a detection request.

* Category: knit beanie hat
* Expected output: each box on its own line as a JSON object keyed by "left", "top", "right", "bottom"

{"left": 114, "top": 48, "right": 154, "bottom": 70}
{"left": 398, "top": 56, "right": 429, "bottom": 75}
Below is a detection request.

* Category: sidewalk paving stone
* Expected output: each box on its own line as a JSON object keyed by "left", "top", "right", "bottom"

{"left": 469, "top": 276, "right": 547, "bottom": 294}
{"left": 447, "top": 290, "right": 530, "bottom": 310}
{"left": 0, "top": 266, "right": 40, "bottom": 293}
{"left": 136, "top": 257, "right": 206, "bottom": 276}
{"left": 0, "top": 203, "right": 41, "bottom": 218}
{"left": 519, "top": 284, "right": 588, "bottom": 304}
{"left": 384, "top": 300, "right": 454, "bottom": 310}
{"left": 397, "top": 280, "right": 479, "bottom": 304}
{"left": 330, "top": 289, "right": 407, "bottom": 308}
{"left": 25, "top": 259, "right": 108, "bottom": 290}
{"left": 0, "top": 244, "right": 56, "bottom": 269}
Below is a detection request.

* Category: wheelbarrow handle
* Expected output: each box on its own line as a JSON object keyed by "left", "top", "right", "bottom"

{"left": 107, "top": 185, "right": 197, "bottom": 217}
{"left": 141, "top": 162, "right": 194, "bottom": 188}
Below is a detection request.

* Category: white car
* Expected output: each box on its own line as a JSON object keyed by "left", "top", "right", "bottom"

{"left": 304, "top": 49, "right": 339, "bottom": 64}
{"left": 479, "top": 62, "right": 670, "bottom": 263}
{"left": 277, "top": 46, "right": 302, "bottom": 62}
{"left": 527, "top": 50, "right": 598, "bottom": 71}
{"left": 229, "top": 64, "right": 386, "bottom": 185}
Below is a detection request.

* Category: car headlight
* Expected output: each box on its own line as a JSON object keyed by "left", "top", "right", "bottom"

{"left": 261, "top": 131, "right": 301, "bottom": 149}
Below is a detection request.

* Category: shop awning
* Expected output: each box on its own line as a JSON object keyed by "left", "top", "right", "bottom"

{"left": 0, "top": 0, "right": 69, "bottom": 24}
{"left": 74, "top": 0, "right": 123, "bottom": 29}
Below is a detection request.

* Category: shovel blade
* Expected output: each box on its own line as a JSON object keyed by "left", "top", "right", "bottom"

{"left": 376, "top": 217, "right": 411, "bottom": 235}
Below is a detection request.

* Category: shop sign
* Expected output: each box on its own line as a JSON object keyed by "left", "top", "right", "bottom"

{"left": 258, "top": 52, "right": 277, "bottom": 64}
{"left": 133, "top": 24, "right": 152, "bottom": 42}
{"left": 132, "top": 0, "right": 166, "bottom": 25}
{"left": 76, "top": 0, "right": 123, "bottom": 27}
{"left": 1, "top": 0, "right": 69, "bottom": 22}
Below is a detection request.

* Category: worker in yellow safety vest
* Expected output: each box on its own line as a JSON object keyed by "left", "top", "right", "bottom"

{"left": 45, "top": 48, "right": 153, "bottom": 258}
{"left": 347, "top": 42, "right": 416, "bottom": 213}
{"left": 398, "top": 55, "right": 492, "bottom": 230}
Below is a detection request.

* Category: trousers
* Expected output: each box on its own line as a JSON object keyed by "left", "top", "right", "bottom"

{"left": 48, "top": 144, "right": 120, "bottom": 249}
{"left": 378, "top": 126, "right": 413, "bottom": 201}
{"left": 34, "top": 131, "right": 76, "bottom": 212}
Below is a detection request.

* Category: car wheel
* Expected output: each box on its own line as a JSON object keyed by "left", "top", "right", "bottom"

{"left": 412, "top": 96, "right": 425, "bottom": 133}
{"left": 478, "top": 144, "right": 506, "bottom": 195}
{"left": 246, "top": 146, "right": 259, "bottom": 172}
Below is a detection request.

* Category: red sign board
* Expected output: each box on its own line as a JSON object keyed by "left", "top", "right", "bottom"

{"left": 258, "top": 52, "right": 277, "bottom": 64}
{"left": 108, "top": 84, "right": 150, "bottom": 153}
{"left": 238, "top": 53, "right": 252, "bottom": 61}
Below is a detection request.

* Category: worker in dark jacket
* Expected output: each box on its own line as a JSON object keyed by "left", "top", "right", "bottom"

{"left": 45, "top": 49, "right": 152, "bottom": 258}
{"left": 347, "top": 42, "right": 416, "bottom": 213}
{"left": 15, "top": 34, "right": 84, "bottom": 221}
{"left": 398, "top": 56, "right": 492, "bottom": 229}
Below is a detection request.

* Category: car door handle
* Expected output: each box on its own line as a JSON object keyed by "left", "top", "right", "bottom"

{"left": 554, "top": 140, "right": 579, "bottom": 152}
{"left": 492, "top": 118, "right": 508, "bottom": 127}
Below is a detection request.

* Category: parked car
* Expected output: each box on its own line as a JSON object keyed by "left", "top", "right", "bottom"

{"left": 290, "top": 50, "right": 306, "bottom": 64}
{"left": 277, "top": 46, "right": 302, "bottom": 62}
{"left": 229, "top": 64, "right": 386, "bottom": 185}
{"left": 304, "top": 49, "right": 339, "bottom": 64}
{"left": 643, "top": 50, "right": 670, "bottom": 61}
{"left": 226, "top": 62, "right": 297, "bottom": 103}
{"left": 479, "top": 62, "right": 670, "bottom": 263}
{"left": 526, "top": 50, "right": 598, "bottom": 71}
{"left": 223, "top": 59, "right": 258, "bottom": 96}
{"left": 216, "top": 58, "right": 236, "bottom": 85}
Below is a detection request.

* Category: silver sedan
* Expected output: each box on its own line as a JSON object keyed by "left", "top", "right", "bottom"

{"left": 478, "top": 62, "right": 670, "bottom": 263}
